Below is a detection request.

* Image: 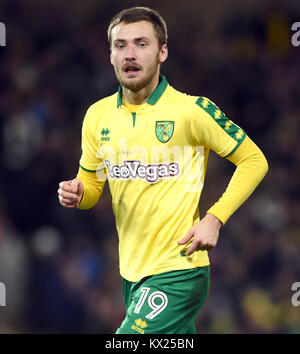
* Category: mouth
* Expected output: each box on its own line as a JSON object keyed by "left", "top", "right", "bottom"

{"left": 123, "top": 65, "right": 141, "bottom": 75}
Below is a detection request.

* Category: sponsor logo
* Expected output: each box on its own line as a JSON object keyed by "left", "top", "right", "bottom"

{"left": 96, "top": 138, "right": 205, "bottom": 191}
{"left": 104, "top": 160, "right": 180, "bottom": 183}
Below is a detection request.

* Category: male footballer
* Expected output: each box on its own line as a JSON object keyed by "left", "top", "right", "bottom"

{"left": 58, "top": 7, "right": 268, "bottom": 334}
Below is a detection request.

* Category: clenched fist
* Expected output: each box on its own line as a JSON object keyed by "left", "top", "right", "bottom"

{"left": 57, "top": 178, "right": 84, "bottom": 208}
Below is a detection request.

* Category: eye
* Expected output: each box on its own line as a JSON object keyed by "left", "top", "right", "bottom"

{"left": 138, "top": 42, "right": 147, "bottom": 47}
{"left": 115, "top": 43, "right": 125, "bottom": 49}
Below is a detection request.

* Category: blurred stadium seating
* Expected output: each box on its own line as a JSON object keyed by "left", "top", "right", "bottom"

{"left": 0, "top": 0, "right": 299, "bottom": 333}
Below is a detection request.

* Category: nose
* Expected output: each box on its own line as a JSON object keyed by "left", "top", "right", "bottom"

{"left": 125, "top": 44, "right": 136, "bottom": 61}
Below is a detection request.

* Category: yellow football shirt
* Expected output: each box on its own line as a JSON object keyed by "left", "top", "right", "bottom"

{"left": 78, "top": 75, "right": 254, "bottom": 282}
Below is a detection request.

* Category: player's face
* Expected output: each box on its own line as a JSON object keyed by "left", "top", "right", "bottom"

{"left": 110, "top": 20, "right": 168, "bottom": 92}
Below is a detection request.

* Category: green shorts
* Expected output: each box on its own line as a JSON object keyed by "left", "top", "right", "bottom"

{"left": 116, "top": 266, "right": 210, "bottom": 334}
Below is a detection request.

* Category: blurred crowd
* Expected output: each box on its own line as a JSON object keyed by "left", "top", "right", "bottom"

{"left": 0, "top": 0, "right": 299, "bottom": 333}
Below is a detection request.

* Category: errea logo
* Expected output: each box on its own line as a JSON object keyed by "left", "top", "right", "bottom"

{"left": 101, "top": 128, "right": 110, "bottom": 141}
{"left": 131, "top": 318, "right": 147, "bottom": 334}
{"left": 135, "top": 318, "right": 147, "bottom": 328}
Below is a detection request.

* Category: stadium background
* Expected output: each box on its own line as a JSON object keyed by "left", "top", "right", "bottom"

{"left": 0, "top": 0, "right": 299, "bottom": 333}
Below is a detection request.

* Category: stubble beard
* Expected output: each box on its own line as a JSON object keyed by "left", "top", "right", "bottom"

{"left": 115, "top": 54, "right": 160, "bottom": 93}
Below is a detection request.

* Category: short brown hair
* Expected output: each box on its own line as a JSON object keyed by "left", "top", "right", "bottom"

{"left": 107, "top": 7, "right": 168, "bottom": 48}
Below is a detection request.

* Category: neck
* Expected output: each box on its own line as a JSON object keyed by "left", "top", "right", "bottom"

{"left": 122, "top": 72, "right": 160, "bottom": 105}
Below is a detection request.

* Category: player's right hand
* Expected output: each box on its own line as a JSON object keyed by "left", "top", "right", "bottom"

{"left": 57, "top": 178, "right": 84, "bottom": 208}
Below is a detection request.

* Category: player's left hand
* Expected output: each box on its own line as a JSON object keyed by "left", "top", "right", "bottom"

{"left": 177, "top": 213, "right": 222, "bottom": 255}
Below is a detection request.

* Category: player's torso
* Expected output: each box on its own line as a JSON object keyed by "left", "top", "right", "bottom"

{"left": 87, "top": 84, "right": 210, "bottom": 281}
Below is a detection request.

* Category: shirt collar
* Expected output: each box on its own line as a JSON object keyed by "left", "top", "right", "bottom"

{"left": 117, "top": 75, "right": 168, "bottom": 108}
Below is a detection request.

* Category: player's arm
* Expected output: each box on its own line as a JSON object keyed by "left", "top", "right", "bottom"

{"left": 206, "top": 135, "right": 268, "bottom": 225}
{"left": 58, "top": 104, "right": 106, "bottom": 209}
{"left": 76, "top": 166, "right": 105, "bottom": 209}
{"left": 178, "top": 97, "right": 268, "bottom": 254}
{"left": 179, "top": 136, "right": 268, "bottom": 254}
{"left": 58, "top": 168, "right": 105, "bottom": 209}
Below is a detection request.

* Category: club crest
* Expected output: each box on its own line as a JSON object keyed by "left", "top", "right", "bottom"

{"left": 155, "top": 121, "right": 174, "bottom": 143}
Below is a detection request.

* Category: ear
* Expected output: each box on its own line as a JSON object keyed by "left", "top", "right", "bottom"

{"left": 110, "top": 53, "right": 114, "bottom": 65}
{"left": 159, "top": 44, "right": 168, "bottom": 64}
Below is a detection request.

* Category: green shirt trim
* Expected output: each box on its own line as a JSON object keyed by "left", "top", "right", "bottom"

{"left": 195, "top": 96, "right": 246, "bottom": 156}
{"left": 224, "top": 134, "right": 246, "bottom": 158}
{"left": 80, "top": 164, "right": 104, "bottom": 173}
{"left": 117, "top": 75, "right": 168, "bottom": 108}
{"left": 132, "top": 112, "right": 136, "bottom": 128}
{"left": 147, "top": 75, "right": 168, "bottom": 105}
